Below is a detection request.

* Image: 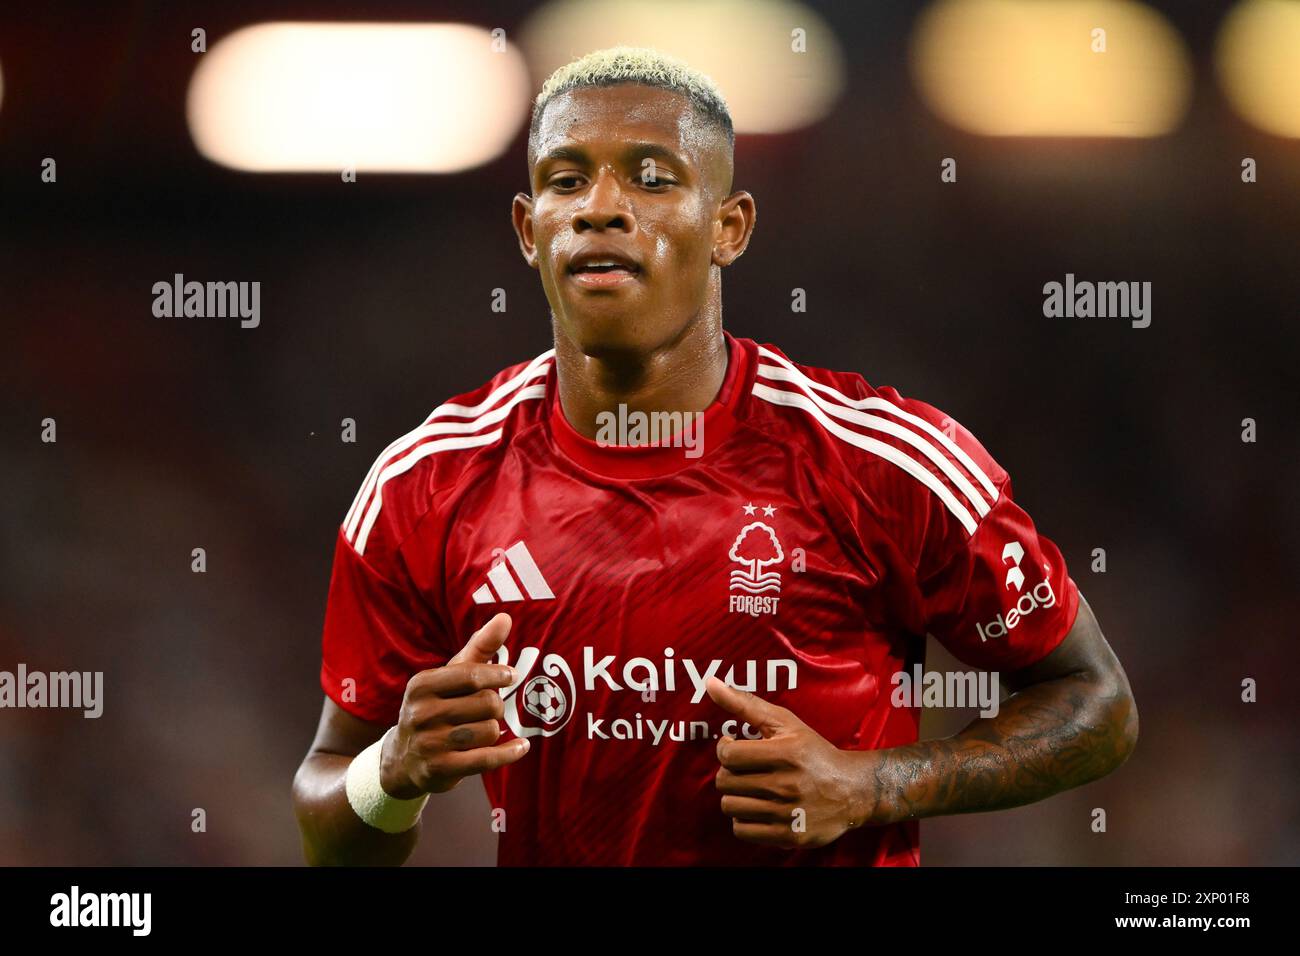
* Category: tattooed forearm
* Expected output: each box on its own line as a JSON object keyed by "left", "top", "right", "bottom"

{"left": 859, "top": 671, "right": 1138, "bottom": 826}
{"left": 840, "top": 596, "right": 1137, "bottom": 828}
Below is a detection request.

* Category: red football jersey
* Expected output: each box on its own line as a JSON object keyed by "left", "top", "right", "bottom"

{"left": 320, "top": 330, "right": 1080, "bottom": 865}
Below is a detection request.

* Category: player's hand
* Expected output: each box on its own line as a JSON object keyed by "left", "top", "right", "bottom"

{"left": 706, "top": 676, "right": 871, "bottom": 849}
{"left": 379, "top": 612, "right": 529, "bottom": 798}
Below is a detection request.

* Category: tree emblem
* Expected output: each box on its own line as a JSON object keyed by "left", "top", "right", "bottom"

{"left": 728, "top": 521, "right": 784, "bottom": 594}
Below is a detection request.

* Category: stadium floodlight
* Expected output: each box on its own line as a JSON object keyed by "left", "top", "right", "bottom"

{"left": 520, "top": 0, "right": 844, "bottom": 135}
{"left": 1216, "top": 0, "right": 1300, "bottom": 138}
{"left": 909, "top": 0, "right": 1192, "bottom": 137}
{"left": 187, "top": 22, "right": 531, "bottom": 173}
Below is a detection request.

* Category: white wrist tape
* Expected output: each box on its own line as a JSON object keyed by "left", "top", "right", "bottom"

{"left": 345, "top": 727, "right": 430, "bottom": 834}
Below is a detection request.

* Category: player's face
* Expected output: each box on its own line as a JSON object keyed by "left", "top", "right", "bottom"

{"left": 515, "top": 85, "right": 730, "bottom": 357}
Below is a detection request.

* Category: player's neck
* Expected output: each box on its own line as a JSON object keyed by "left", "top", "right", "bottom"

{"left": 551, "top": 314, "right": 729, "bottom": 442}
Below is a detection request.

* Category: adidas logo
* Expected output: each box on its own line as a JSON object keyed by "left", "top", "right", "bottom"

{"left": 472, "top": 541, "right": 555, "bottom": 605}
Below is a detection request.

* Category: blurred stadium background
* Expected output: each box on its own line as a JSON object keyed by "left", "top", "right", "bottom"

{"left": 1, "top": 0, "right": 1297, "bottom": 865}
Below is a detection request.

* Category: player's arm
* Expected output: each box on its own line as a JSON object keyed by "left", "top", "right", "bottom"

{"left": 293, "top": 697, "right": 419, "bottom": 866}
{"left": 858, "top": 592, "right": 1138, "bottom": 824}
{"left": 710, "top": 396, "right": 1137, "bottom": 848}
{"left": 707, "top": 591, "right": 1137, "bottom": 848}
{"left": 292, "top": 613, "right": 529, "bottom": 866}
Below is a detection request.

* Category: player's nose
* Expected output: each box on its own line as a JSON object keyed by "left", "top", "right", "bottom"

{"left": 572, "top": 168, "right": 633, "bottom": 233}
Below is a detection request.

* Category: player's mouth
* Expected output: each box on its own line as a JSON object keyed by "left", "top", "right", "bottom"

{"left": 566, "top": 250, "right": 642, "bottom": 289}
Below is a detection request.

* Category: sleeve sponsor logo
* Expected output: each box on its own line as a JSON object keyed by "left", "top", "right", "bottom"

{"left": 976, "top": 540, "right": 1058, "bottom": 642}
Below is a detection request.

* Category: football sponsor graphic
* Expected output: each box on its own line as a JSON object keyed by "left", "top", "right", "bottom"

{"left": 495, "top": 644, "right": 578, "bottom": 738}
{"left": 487, "top": 640, "right": 802, "bottom": 744}
{"left": 522, "top": 674, "right": 568, "bottom": 725}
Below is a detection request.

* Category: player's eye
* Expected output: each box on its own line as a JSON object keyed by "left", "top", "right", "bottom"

{"left": 549, "top": 174, "right": 584, "bottom": 191}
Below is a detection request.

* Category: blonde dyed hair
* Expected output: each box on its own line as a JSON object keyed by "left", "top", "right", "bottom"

{"left": 528, "top": 46, "right": 734, "bottom": 165}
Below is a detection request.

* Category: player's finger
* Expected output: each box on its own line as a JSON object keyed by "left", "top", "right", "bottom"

{"left": 715, "top": 735, "right": 795, "bottom": 772}
{"left": 719, "top": 794, "right": 788, "bottom": 822}
{"left": 705, "top": 677, "right": 789, "bottom": 735}
{"left": 729, "top": 820, "right": 797, "bottom": 848}
{"left": 435, "top": 718, "right": 502, "bottom": 752}
{"left": 437, "top": 736, "right": 531, "bottom": 777}
{"left": 413, "top": 662, "right": 516, "bottom": 698}
{"left": 449, "top": 612, "right": 513, "bottom": 666}
{"left": 714, "top": 767, "right": 791, "bottom": 800}
{"left": 422, "top": 687, "right": 506, "bottom": 725}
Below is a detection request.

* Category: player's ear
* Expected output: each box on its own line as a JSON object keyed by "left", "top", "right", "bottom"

{"left": 711, "top": 190, "right": 756, "bottom": 268}
{"left": 511, "top": 192, "right": 539, "bottom": 269}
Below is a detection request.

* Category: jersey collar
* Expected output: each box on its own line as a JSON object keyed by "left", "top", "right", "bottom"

{"left": 546, "top": 330, "right": 754, "bottom": 480}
